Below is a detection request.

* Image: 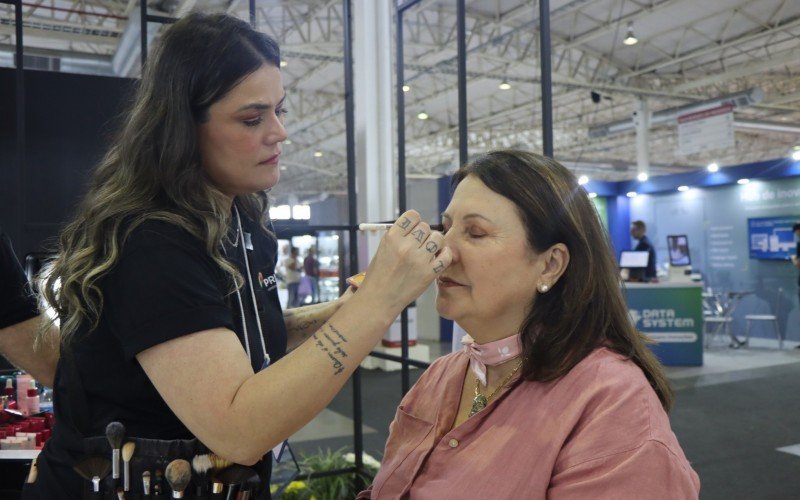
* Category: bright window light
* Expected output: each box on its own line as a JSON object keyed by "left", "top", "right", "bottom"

{"left": 707, "top": 162, "right": 719, "bottom": 173}
{"left": 578, "top": 175, "right": 589, "bottom": 185}
{"left": 292, "top": 205, "right": 311, "bottom": 220}
{"left": 270, "top": 205, "right": 291, "bottom": 220}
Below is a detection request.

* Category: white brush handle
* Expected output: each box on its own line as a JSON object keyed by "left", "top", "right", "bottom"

{"left": 112, "top": 449, "right": 120, "bottom": 478}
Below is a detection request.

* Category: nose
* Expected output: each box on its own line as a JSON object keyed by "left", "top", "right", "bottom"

{"left": 442, "top": 230, "right": 460, "bottom": 265}
{"left": 265, "top": 112, "right": 288, "bottom": 144}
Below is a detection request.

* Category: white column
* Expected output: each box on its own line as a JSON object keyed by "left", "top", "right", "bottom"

{"left": 633, "top": 98, "right": 650, "bottom": 180}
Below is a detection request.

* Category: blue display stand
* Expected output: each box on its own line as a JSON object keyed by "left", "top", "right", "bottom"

{"left": 624, "top": 283, "right": 704, "bottom": 366}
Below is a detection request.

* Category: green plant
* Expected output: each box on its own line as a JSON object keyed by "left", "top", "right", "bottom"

{"left": 277, "top": 447, "right": 379, "bottom": 500}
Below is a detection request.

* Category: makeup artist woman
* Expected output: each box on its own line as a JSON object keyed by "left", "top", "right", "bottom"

{"left": 359, "top": 150, "right": 700, "bottom": 499}
{"left": 0, "top": 13, "right": 451, "bottom": 499}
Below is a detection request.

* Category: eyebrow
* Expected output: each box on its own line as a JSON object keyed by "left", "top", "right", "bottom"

{"left": 235, "top": 94, "right": 286, "bottom": 113}
{"left": 441, "top": 212, "right": 494, "bottom": 224}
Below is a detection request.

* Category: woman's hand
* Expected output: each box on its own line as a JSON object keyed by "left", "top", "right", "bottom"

{"left": 357, "top": 210, "right": 451, "bottom": 315}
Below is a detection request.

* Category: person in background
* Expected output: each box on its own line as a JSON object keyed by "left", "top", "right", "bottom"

{"left": 359, "top": 150, "right": 699, "bottom": 499}
{"left": 285, "top": 246, "right": 302, "bottom": 307}
{"left": 304, "top": 246, "right": 320, "bottom": 303}
{"left": 630, "top": 219, "right": 658, "bottom": 282}
{"left": 1, "top": 13, "right": 451, "bottom": 498}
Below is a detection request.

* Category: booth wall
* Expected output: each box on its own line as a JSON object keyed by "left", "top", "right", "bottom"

{"left": 0, "top": 68, "right": 135, "bottom": 258}
{"left": 629, "top": 177, "right": 800, "bottom": 341}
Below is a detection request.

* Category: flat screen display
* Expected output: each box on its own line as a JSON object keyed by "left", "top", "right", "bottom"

{"left": 667, "top": 235, "right": 691, "bottom": 266}
{"left": 620, "top": 251, "right": 650, "bottom": 268}
{"left": 747, "top": 216, "right": 799, "bottom": 260}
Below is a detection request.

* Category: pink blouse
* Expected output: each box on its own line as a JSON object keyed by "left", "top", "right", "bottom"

{"left": 358, "top": 348, "right": 699, "bottom": 499}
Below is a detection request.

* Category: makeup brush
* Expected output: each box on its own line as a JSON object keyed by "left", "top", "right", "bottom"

{"left": 236, "top": 473, "right": 261, "bottom": 500}
{"left": 105, "top": 421, "right": 125, "bottom": 479}
{"left": 121, "top": 441, "right": 135, "bottom": 491}
{"left": 116, "top": 486, "right": 125, "bottom": 499}
{"left": 25, "top": 456, "right": 38, "bottom": 484}
{"left": 209, "top": 453, "right": 233, "bottom": 494}
{"left": 192, "top": 453, "right": 213, "bottom": 496}
{"left": 154, "top": 468, "right": 163, "bottom": 495}
{"left": 214, "top": 465, "right": 258, "bottom": 500}
{"left": 165, "top": 459, "right": 192, "bottom": 498}
{"left": 73, "top": 456, "right": 111, "bottom": 493}
{"left": 142, "top": 470, "right": 151, "bottom": 496}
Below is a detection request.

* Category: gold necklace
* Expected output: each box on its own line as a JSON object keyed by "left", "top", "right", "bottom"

{"left": 469, "top": 360, "right": 523, "bottom": 417}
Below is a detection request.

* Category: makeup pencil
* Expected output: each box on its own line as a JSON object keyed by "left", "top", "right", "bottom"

{"left": 358, "top": 222, "right": 443, "bottom": 231}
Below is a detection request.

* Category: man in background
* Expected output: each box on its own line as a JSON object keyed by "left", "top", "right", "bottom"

{"left": 630, "top": 220, "right": 657, "bottom": 282}
{"left": 304, "top": 246, "right": 320, "bottom": 303}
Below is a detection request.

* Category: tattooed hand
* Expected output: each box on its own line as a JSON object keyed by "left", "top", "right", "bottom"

{"left": 357, "top": 210, "right": 452, "bottom": 314}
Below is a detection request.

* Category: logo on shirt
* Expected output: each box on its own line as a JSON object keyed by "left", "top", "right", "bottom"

{"left": 259, "top": 271, "right": 278, "bottom": 291}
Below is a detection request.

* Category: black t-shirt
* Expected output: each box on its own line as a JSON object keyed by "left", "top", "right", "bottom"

{"left": 32, "top": 210, "right": 287, "bottom": 498}
{"left": 0, "top": 229, "right": 39, "bottom": 329}
{"left": 633, "top": 235, "right": 657, "bottom": 281}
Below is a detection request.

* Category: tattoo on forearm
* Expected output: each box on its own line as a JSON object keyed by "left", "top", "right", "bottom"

{"left": 313, "top": 323, "right": 349, "bottom": 375}
{"left": 425, "top": 241, "right": 438, "bottom": 253}
{"left": 433, "top": 260, "right": 445, "bottom": 273}
{"left": 399, "top": 217, "right": 412, "bottom": 230}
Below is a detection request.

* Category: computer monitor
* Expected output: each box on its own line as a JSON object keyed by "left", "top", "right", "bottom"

{"left": 667, "top": 234, "right": 691, "bottom": 266}
{"left": 620, "top": 251, "right": 650, "bottom": 268}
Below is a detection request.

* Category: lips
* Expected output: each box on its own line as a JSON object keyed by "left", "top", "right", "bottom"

{"left": 259, "top": 153, "right": 280, "bottom": 165}
{"left": 437, "top": 277, "right": 464, "bottom": 287}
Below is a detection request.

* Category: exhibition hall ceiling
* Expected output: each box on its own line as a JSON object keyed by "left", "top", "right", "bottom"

{"left": 2, "top": 0, "right": 799, "bottom": 202}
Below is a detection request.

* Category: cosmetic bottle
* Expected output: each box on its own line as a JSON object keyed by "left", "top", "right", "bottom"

{"left": 27, "top": 380, "right": 40, "bottom": 415}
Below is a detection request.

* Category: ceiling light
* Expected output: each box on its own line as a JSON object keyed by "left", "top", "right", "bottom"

{"left": 578, "top": 175, "right": 589, "bottom": 185}
{"left": 637, "top": 172, "right": 649, "bottom": 182}
{"left": 280, "top": 166, "right": 287, "bottom": 171}
{"left": 402, "top": 84, "right": 410, "bottom": 92}
{"left": 707, "top": 162, "right": 719, "bottom": 173}
{"left": 313, "top": 151, "right": 323, "bottom": 158}
{"left": 498, "top": 80, "right": 512, "bottom": 90}
{"left": 588, "top": 192, "right": 597, "bottom": 199}
{"left": 417, "top": 111, "right": 429, "bottom": 120}
{"left": 623, "top": 22, "right": 638, "bottom": 46}
{"left": 791, "top": 147, "right": 800, "bottom": 161}
{"left": 280, "top": 60, "right": 288, "bottom": 68}
{"left": 626, "top": 191, "right": 638, "bottom": 198}
{"left": 677, "top": 185, "right": 689, "bottom": 192}
{"left": 284, "top": 139, "right": 292, "bottom": 145}
{"left": 737, "top": 178, "right": 750, "bottom": 185}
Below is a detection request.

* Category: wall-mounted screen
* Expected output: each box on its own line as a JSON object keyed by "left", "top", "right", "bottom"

{"left": 667, "top": 234, "right": 691, "bottom": 266}
{"left": 747, "top": 216, "right": 799, "bottom": 260}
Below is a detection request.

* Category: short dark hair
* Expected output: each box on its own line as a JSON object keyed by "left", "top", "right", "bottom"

{"left": 793, "top": 223, "right": 800, "bottom": 232}
{"left": 452, "top": 150, "right": 673, "bottom": 410}
{"left": 631, "top": 220, "right": 646, "bottom": 231}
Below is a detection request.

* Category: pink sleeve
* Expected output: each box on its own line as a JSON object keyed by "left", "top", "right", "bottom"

{"left": 548, "top": 440, "right": 700, "bottom": 500}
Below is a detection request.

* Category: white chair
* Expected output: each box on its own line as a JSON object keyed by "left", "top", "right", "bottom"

{"left": 744, "top": 288, "right": 783, "bottom": 349}
{"left": 702, "top": 291, "right": 736, "bottom": 348}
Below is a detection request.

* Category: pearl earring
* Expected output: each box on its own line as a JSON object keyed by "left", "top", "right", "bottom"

{"left": 538, "top": 283, "right": 549, "bottom": 293}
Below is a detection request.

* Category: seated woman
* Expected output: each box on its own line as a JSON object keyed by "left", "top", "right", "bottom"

{"left": 359, "top": 150, "right": 700, "bottom": 499}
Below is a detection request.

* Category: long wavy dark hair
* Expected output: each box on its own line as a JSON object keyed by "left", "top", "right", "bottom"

{"left": 453, "top": 150, "right": 673, "bottom": 411}
{"left": 40, "top": 13, "right": 281, "bottom": 346}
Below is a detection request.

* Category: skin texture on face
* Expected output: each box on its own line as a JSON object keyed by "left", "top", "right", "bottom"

{"left": 437, "top": 175, "right": 547, "bottom": 342}
{"left": 630, "top": 225, "right": 645, "bottom": 240}
{"left": 197, "top": 64, "right": 288, "bottom": 199}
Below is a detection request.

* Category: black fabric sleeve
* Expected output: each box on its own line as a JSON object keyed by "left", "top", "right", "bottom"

{"left": 0, "top": 230, "right": 39, "bottom": 329}
{"left": 103, "top": 222, "right": 235, "bottom": 360}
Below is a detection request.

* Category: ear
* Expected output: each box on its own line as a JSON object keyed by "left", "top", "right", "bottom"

{"left": 538, "top": 243, "right": 569, "bottom": 288}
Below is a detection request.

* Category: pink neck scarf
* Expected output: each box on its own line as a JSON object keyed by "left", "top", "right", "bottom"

{"left": 461, "top": 333, "right": 523, "bottom": 386}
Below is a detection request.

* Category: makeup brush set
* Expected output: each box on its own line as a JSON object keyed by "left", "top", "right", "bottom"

{"left": 71, "top": 421, "right": 264, "bottom": 499}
